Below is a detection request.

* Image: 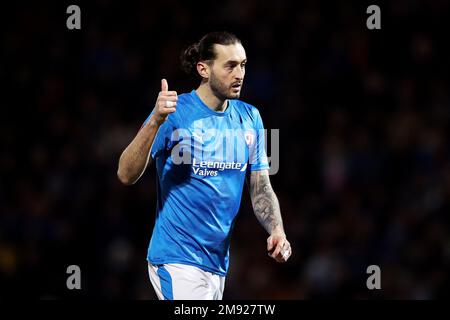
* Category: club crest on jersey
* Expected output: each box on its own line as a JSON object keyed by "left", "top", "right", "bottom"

{"left": 244, "top": 131, "right": 254, "bottom": 147}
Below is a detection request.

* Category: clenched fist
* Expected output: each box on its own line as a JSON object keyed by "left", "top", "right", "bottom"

{"left": 267, "top": 233, "right": 292, "bottom": 263}
{"left": 153, "top": 79, "right": 178, "bottom": 125}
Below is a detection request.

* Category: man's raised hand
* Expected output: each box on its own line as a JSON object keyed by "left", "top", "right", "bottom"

{"left": 153, "top": 78, "right": 177, "bottom": 125}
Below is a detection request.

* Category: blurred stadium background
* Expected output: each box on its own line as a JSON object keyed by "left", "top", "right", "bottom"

{"left": 1, "top": 0, "right": 449, "bottom": 299}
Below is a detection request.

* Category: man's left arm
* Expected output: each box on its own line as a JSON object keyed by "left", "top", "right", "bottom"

{"left": 247, "top": 169, "right": 292, "bottom": 263}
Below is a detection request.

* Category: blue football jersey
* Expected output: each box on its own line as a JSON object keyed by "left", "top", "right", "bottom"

{"left": 144, "top": 90, "right": 269, "bottom": 276}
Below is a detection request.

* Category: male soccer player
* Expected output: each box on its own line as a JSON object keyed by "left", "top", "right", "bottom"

{"left": 117, "top": 31, "right": 292, "bottom": 300}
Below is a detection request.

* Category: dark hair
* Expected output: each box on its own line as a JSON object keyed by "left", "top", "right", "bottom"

{"left": 180, "top": 31, "right": 241, "bottom": 78}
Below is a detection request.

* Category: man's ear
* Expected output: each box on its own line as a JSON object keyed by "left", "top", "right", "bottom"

{"left": 196, "top": 61, "right": 210, "bottom": 79}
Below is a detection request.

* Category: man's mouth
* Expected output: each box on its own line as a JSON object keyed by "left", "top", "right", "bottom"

{"left": 231, "top": 83, "right": 242, "bottom": 89}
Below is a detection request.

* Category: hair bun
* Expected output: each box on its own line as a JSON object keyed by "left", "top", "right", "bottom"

{"left": 181, "top": 43, "right": 200, "bottom": 76}
{"left": 180, "top": 32, "right": 240, "bottom": 79}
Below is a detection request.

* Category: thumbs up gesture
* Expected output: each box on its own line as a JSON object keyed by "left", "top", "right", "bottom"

{"left": 153, "top": 79, "right": 178, "bottom": 125}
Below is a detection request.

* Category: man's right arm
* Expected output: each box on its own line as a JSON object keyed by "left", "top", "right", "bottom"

{"left": 117, "top": 79, "right": 177, "bottom": 185}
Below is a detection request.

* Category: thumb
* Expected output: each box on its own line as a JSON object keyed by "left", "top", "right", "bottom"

{"left": 161, "top": 78, "right": 168, "bottom": 92}
{"left": 267, "top": 236, "right": 275, "bottom": 252}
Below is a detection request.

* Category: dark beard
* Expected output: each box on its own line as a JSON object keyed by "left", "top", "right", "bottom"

{"left": 209, "top": 72, "right": 240, "bottom": 100}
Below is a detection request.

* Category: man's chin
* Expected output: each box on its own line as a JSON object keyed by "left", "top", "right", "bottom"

{"left": 227, "top": 92, "right": 241, "bottom": 99}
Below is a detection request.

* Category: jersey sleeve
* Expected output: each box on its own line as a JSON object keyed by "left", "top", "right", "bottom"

{"left": 248, "top": 109, "right": 270, "bottom": 172}
{"left": 142, "top": 110, "right": 176, "bottom": 160}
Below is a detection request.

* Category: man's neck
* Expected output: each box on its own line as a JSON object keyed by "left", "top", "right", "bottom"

{"left": 195, "top": 83, "right": 228, "bottom": 112}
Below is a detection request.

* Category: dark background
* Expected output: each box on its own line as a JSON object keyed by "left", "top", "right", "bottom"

{"left": 1, "top": 0, "right": 449, "bottom": 299}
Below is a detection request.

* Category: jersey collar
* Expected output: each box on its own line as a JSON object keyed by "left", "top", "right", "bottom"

{"left": 191, "top": 90, "right": 232, "bottom": 117}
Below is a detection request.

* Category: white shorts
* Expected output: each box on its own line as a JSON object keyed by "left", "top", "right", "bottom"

{"left": 147, "top": 263, "right": 226, "bottom": 300}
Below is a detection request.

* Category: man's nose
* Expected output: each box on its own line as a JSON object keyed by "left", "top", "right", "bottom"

{"left": 234, "top": 66, "right": 244, "bottom": 80}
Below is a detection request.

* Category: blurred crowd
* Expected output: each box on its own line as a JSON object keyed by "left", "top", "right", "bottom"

{"left": 1, "top": 0, "right": 449, "bottom": 299}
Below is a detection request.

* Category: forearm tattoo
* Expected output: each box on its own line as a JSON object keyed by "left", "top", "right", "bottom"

{"left": 249, "top": 172, "right": 284, "bottom": 235}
